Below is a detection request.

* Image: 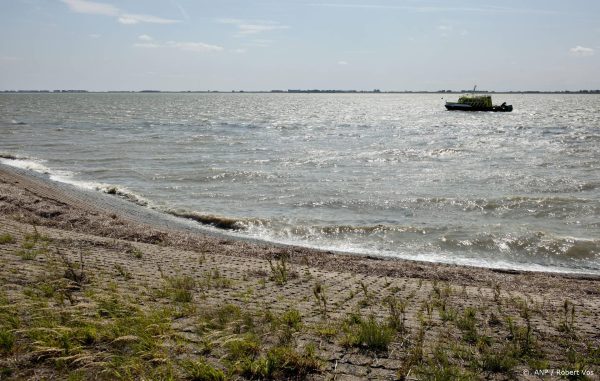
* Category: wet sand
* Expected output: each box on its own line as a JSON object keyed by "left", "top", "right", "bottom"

{"left": 0, "top": 163, "right": 599, "bottom": 380}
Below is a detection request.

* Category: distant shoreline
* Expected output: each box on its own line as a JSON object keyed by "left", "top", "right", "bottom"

{"left": 2, "top": 89, "right": 600, "bottom": 94}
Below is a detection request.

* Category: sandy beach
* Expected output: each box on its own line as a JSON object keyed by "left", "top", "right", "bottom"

{"left": 0, "top": 163, "right": 599, "bottom": 380}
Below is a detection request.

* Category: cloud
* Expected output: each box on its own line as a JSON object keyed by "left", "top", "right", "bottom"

{"left": 217, "top": 18, "right": 289, "bottom": 36}
{"left": 134, "top": 40, "right": 224, "bottom": 53}
{"left": 309, "top": 3, "right": 557, "bottom": 15}
{"left": 138, "top": 34, "right": 153, "bottom": 41}
{"left": 237, "top": 23, "right": 289, "bottom": 35}
{"left": 118, "top": 14, "right": 179, "bottom": 25}
{"left": 61, "top": 0, "right": 180, "bottom": 25}
{"left": 61, "top": 0, "right": 118, "bottom": 16}
{"left": 89, "top": 33, "right": 101, "bottom": 38}
{"left": 166, "top": 41, "right": 224, "bottom": 53}
{"left": 338, "top": 60, "right": 349, "bottom": 65}
{"left": 569, "top": 45, "right": 594, "bottom": 57}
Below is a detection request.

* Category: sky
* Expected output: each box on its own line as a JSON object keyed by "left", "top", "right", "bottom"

{"left": 0, "top": 0, "right": 599, "bottom": 91}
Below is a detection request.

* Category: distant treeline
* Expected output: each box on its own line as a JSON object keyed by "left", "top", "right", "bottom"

{"left": 2, "top": 89, "right": 600, "bottom": 94}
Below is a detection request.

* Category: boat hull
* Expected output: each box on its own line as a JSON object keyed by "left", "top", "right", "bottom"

{"left": 445, "top": 103, "right": 513, "bottom": 112}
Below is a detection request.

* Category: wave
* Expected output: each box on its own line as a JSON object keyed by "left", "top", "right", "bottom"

{"left": 166, "top": 211, "right": 599, "bottom": 273}
{"left": 0, "top": 154, "right": 149, "bottom": 207}
{"left": 294, "top": 195, "right": 597, "bottom": 220}
{"left": 439, "top": 232, "right": 599, "bottom": 259}
{"left": 167, "top": 210, "right": 261, "bottom": 230}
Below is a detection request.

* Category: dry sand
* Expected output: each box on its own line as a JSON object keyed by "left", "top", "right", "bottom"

{"left": 0, "top": 164, "right": 598, "bottom": 380}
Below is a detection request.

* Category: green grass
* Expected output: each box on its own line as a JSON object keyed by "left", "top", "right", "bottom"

{"left": 384, "top": 295, "right": 407, "bottom": 333}
{"left": 0, "top": 233, "right": 15, "bottom": 245}
{"left": 343, "top": 315, "right": 394, "bottom": 352}
{"left": 16, "top": 227, "right": 51, "bottom": 260}
{"left": 0, "top": 328, "right": 15, "bottom": 353}
{"left": 180, "top": 359, "right": 226, "bottom": 381}
{"left": 268, "top": 253, "right": 291, "bottom": 285}
{"left": 234, "top": 345, "right": 321, "bottom": 380}
{"left": 456, "top": 307, "right": 478, "bottom": 344}
{"left": 164, "top": 275, "right": 196, "bottom": 303}
{"left": 130, "top": 247, "right": 143, "bottom": 259}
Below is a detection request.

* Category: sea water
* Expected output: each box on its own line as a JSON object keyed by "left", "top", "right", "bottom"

{"left": 1, "top": 93, "right": 599, "bottom": 274}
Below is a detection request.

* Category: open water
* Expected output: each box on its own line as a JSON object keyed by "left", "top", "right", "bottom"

{"left": 1, "top": 93, "right": 599, "bottom": 274}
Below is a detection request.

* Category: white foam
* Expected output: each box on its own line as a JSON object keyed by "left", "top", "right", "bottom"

{"left": 0, "top": 155, "right": 150, "bottom": 207}
{"left": 220, "top": 223, "right": 600, "bottom": 276}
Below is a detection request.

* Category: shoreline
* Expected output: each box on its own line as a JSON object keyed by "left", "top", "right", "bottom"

{"left": 1, "top": 163, "right": 599, "bottom": 380}
{"left": 1, "top": 160, "right": 598, "bottom": 279}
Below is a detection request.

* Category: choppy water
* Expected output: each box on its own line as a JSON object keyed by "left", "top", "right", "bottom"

{"left": 1, "top": 93, "right": 599, "bottom": 274}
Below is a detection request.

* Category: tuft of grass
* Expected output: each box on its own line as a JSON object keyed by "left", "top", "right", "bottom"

{"left": 314, "top": 323, "right": 338, "bottom": 339}
{"left": 275, "top": 308, "right": 302, "bottom": 345}
{"left": 53, "top": 249, "right": 88, "bottom": 288}
{"left": 0, "top": 328, "right": 15, "bottom": 353}
{"left": 0, "top": 233, "right": 15, "bottom": 245}
{"left": 440, "top": 306, "right": 458, "bottom": 322}
{"left": 343, "top": 315, "right": 394, "bottom": 352}
{"left": 268, "top": 252, "right": 291, "bottom": 285}
{"left": 202, "top": 268, "right": 232, "bottom": 289}
{"left": 384, "top": 295, "right": 407, "bottom": 333}
{"left": 235, "top": 345, "right": 321, "bottom": 380}
{"left": 164, "top": 275, "right": 196, "bottom": 303}
{"left": 415, "top": 345, "right": 476, "bottom": 381}
{"left": 114, "top": 264, "right": 132, "bottom": 280}
{"left": 180, "top": 359, "right": 226, "bottom": 381}
{"left": 456, "top": 307, "right": 478, "bottom": 344}
{"left": 130, "top": 247, "right": 143, "bottom": 259}
{"left": 17, "top": 227, "right": 51, "bottom": 260}
{"left": 225, "top": 335, "right": 261, "bottom": 362}
{"left": 558, "top": 299, "right": 576, "bottom": 333}
{"left": 312, "top": 281, "right": 327, "bottom": 317}
{"left": 280, "top": 308, "right": 302, "bottom": 331}
{"left": 199, "top": 304, "right": 242, "bottom": 331}
{"left": 479, "top": 345, "right": 518, "bottom": 373}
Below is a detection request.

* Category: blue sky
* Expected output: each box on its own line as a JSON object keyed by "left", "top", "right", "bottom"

{"left": 1, "top": 0, "right": 599, "bottom": 91}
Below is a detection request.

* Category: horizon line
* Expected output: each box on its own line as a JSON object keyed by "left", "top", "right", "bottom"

{"left": 2, "top": 89, "right": 600, "bottom": 94}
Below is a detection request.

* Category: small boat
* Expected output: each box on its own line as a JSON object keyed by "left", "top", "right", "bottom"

{"left": 445, "top": 86, "right": 512, "bottom": 112}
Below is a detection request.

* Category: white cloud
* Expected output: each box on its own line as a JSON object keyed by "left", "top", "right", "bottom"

{"left": 237, "top": 23, "right": 289, "bottom": 35}
{"left": 133, "top": 40, "right": 224, "bottom": 53}
{"left": 437, "top": 25, "right": 452, "bottom": 31}
{"left": 217, "top": 18, "right": 289, "bottom": 36}
{"left": 166, "top": 41, "right": 224, "bottom": 52}
{"left": 338, "top": 60, "right": 349, "bottom": 65}
{"left": 217, "top": 18, "right": 244, "bottom": 25}
{"left": 569, "top": 45, "right": 594, "bottom": 57}
{"left": 61, "top": 0, "right": 180, "bottom": 25}
{"left": 138, "top": 34, "right": 153, "bottom": 41}
{"left": 309, "top": 3, "right": 557, "bottom": 15}
{"left": 89, "top": 33, "right": 102, "bottom": 38}
{"left": 118, "top": 14, "right": 179, "bottom": 25}
{"left": 61, "top": 0, "right": 119, "bottom": 16}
